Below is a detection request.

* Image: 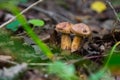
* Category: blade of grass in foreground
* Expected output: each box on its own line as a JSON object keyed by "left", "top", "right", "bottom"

{"left": 0, "top": 3, "right": 54, "bottom": 60}
{"left": 89, "top": 41, "right": 120, "bottom": 80}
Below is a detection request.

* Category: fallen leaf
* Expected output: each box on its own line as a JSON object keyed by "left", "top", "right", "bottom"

{"left": 91, "top": 1, "right": 107, "bottom": 13}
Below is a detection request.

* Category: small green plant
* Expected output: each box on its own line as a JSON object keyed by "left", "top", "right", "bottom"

{"left": 6, "top": 19, "right": 45, "bottom": 31}
{"left": 48, "top": 61, "right": 78, "bottom": 80}
{"left": 6, "top": 20, "right": 20, "bottom": 31}
{"left": 28, "top": 19, "right": 45, "bottom": 27}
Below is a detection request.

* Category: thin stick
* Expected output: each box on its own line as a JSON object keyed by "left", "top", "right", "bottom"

{"left": 106, "top": 0, "right": 120, "bottom": 22}
{"left": 28, "top": 63, "right": 51, "bottom": 66}
{"left": 0, "top": 59, "right": 18, "bottom": 65}
{"left": 0, "top": 0, "right": 43, "bottom": 28}
{"left": 67, "top": 54, "right": 108, "bottom": 65}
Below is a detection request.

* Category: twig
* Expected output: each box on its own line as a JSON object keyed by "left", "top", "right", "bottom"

{"left": 19, "top": 3, "right": 74, "bottom": 23}
{"left": 0, "top": 59, "right": 18, "bottom": 65}
{"left": 106, "top": 0, "right": 120, "bottom": 22}
{"left": 28, "top": 63, "right": 51, "bottom": 66}
{"left": 0, "top": 55, "right": 18, "bottom": 65}
{"left": 0, "top": 0, "right": 43, "bottom": 28}
{"left": 67, "top": 54, "right": 108, "bottom": 65}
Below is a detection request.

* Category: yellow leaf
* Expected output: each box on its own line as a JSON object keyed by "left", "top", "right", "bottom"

{"left": 91, "top": 1, "right": 107, "bottom": 13}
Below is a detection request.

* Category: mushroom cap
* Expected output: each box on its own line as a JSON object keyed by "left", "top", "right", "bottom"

{"left": 55, "top": 22, "right": 73, "bottom": 34}
{"left": 71, "top": 23, "right": 91, "bottom": 37}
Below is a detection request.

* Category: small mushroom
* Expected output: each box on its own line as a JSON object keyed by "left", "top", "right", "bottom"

{"left": 71, "top": 23, "right": 91, "bottom": 52}
{"left": 55, "top": 22, "right": 73, "bottom": 50}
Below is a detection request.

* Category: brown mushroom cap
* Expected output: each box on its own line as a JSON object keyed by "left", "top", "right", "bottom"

{"left": 71, "top": 23, "right": 91, "bottom": 37}
{"left": 55, "top": 22, "right": 73, "bottom": 34}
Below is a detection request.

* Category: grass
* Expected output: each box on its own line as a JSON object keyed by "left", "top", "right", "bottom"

{"left": 0, "top": 1, "right": 120, "bottom": 80}
{"left": 0, "top": 1, "right": 54, "bottom": 60}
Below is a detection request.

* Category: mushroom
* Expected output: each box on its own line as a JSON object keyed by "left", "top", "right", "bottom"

{"left": 55, "top": 22, "right": 73, "bottom": 50}
{"left": 71, "top": 23, "right": 91, "bottom": 52}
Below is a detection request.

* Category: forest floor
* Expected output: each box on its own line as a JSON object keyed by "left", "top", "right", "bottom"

{"left": 0, "top": 0, "right": 120, "bottom": 80}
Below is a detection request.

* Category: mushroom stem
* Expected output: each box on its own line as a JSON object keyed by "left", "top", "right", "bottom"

{"left": 71, "top": 36, "right": 81, "bottom": 52}
{"left": 61, "top": 34, "right": 71, "bottom": 50}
